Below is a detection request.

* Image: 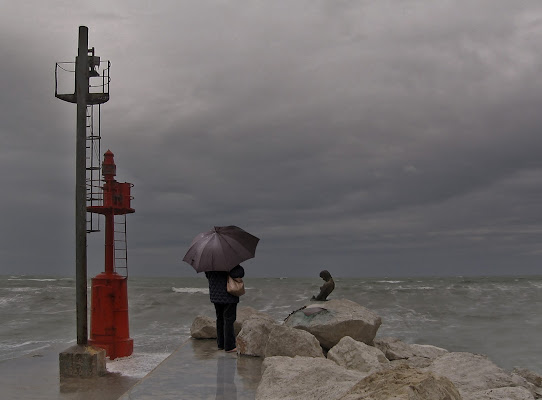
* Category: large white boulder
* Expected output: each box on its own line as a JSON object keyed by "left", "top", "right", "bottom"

{"left": 237, "top": 317, "right": 277, "bottom": 357}
{"left": 427, "top": 352, "right": 533, "bottom": 398}
{"left": 256, "top": 356, "right": 364, "bottom": 400}
{"left": 264, "top": 325, "right": 325, "bottom": 358}
{"left": 283, "top": 299, "right": 382, "bottom": 349}
{"left": 327, "top": 336, "right": 389, "bottom": 374}
{"left": 190, "top": 315, "right": 216, "bottom": 339}
{"left": 338, "top": 364, "right": 461, "bottom": 400}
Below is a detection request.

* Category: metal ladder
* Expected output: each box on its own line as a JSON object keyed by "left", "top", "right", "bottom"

{"left": 86, "top": 103, "right": 102, "bottom": 233}
{"left": 114, "top": 214, "right": 129, "bottom": 277}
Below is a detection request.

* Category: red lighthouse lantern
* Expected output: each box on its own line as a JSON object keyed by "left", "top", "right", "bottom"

{"left": 87, "top": 150, "right": 134, "bottom": 359}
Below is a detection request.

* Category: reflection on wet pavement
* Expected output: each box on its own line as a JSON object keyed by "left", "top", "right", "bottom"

{"left": 119, "top": 339, "right": 263, "bottom": 399}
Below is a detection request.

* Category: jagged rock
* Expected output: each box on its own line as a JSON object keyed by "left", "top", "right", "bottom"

{"left": 234, "top": 306, "right": 275, "bottom": 335}
{"left": 256, "top": 356, "right": 364, "bottom": 400}
{"left": 374, "top": 337, "right": 448, "bottom": 361}
{"left": 265, "top": 325, "right": 324, "bottom": 358}
{"left": 374, "top": 337, "right": 414, "bottom": 360}
{"left": 391, "top": 356, "right": 434, "bottom": 369}
{"left": 513, "top": 367, "right": 542, "bottom": 388}
{"left": 410, "top": 343, "right": 449, "bottom": 359}
{"left": 190, "top": 315, "right": 216, "bottom": 339}
{"left": 237, "top": 317, "right": 277, "bottom": 357}
{"left": 467, "top": 386, "right": 535, "bottom": 400}
{"left": 427, "top": 352, "right": 532, "bottom": 398}
{"left": 327, "top": 336, "right": 389, "bottom": 374}
{"left": 283, "top": 299, "right": 381, "bottom": 349}
{"left": 338, "top": 364, "right": 462, "bottom": 400}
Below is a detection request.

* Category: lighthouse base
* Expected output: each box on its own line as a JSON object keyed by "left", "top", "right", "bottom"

{"left": 89, "top": 337, "right": 133, "bottom": 360}
{"left": 90, "top": 272, "right": 133, "bottom": 360}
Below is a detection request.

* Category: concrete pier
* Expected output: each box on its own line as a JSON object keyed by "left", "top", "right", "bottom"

{"left": 0, "top": 339, "right": 263, "bottom": 399}
{"left": 119, "top": 339, "right": 263, "bottom": 399}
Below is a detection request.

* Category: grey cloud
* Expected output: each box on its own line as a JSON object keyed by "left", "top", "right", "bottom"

{"left": 1, "top": 1, "right": 542, "bottom": 277}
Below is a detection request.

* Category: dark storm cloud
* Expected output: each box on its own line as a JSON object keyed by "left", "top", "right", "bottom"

{"left": 1, "top": 1, "right": 542, "bottom": 277}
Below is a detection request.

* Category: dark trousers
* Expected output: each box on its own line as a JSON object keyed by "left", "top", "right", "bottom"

{"left": 214, "top": 303, "right": 237, "bottom": 351}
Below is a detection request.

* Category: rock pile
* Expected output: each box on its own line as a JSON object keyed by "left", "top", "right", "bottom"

{"left": 190, "top": 299, "right": 542, "bottom": 400}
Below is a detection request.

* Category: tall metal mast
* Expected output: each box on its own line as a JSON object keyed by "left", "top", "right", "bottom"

{"left": 55, "top": 26, "right": 110, "bottom": 345}
{"left": 75, "top": 25, "right": 89, "bottom": 345}
{"left": 56, "top": 25, "right": 111, "bottom": 378}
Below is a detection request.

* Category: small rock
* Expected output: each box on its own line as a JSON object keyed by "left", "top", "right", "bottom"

{"left": 513, "top": 367, "right": 542, "bottom": 388}
{"left": 190, "top": 315, "right": 216, "bottom": 339}
{"left": 374, "top": 337, "right": 448, "bottom": 362}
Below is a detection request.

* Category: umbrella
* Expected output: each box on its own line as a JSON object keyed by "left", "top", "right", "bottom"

{"left": 182, "top": 225, "right": 260, "bottom": 273}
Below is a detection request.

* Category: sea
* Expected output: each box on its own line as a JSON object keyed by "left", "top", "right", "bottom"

{"left": 1, "top": 274, "right": 541, "bottom": 379}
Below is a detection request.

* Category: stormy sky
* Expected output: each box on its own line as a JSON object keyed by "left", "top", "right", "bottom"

{"left": 1, "top": 1, "right": 542, "bottom": 277}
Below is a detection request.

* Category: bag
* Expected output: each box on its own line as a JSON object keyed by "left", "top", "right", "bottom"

{"left": 227, "top": 275, "right": 245, "bottom": 296}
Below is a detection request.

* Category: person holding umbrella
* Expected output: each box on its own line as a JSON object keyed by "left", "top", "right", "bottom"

{"left": 182, "top": 226, "right": 260, "bottom": 353}
{"left": 205, "top": 264, "right": 245, "bottom": 352}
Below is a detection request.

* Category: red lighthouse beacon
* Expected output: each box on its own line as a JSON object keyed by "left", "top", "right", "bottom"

{"left": 87, "top": 150, "right": 134, "bottom": 359}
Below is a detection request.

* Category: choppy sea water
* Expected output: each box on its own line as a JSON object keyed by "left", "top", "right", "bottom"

{"left": 1, "top": 275, "right": 541, "bottom": 377}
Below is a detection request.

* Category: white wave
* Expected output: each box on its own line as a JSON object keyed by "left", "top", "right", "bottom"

{"left": 394, "top": 285, "right": 434, "bottom": 290}
{"left": 0, "top": 340, "right": 51, "bottom": 351}
{"left": 172, "top": 287, "right": 209, "bottom": 294}
{"left": 7, "top": 278, "right": 57, "bottom": 282}
{"left": 0, "top": 297, "right": 18, "bottom": 307}
{"left": 376, "top": 280, "right": 403, "bottom": 284}
{"left": 106, "top": 352, "right": 171, "bottom": 378}
{"left": 8, "top": 287, "right": 41, "bottom": 292}
{"left": 43, "top": 309, "right": 74, "bottom": 315}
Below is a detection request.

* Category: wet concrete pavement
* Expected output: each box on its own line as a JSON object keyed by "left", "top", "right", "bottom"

{"left": 0, "top": 344, "right": 137, "bottom": 400}
{"left": 0, "top": 339, "right": 263, "bottom": 399}
{"left": 119, "top": 339, "right": 263, "bottom": 399}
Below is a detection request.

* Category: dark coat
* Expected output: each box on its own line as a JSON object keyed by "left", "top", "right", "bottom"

{"left": 205, "top": 264, "right": 245, "bottom": 304}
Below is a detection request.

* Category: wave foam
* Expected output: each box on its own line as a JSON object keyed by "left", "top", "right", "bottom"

{"left": 106, "top": 352, "right": 171, "bottom": 378}
{"left": 172, "top": 287, "right": 209, "bottom": 294}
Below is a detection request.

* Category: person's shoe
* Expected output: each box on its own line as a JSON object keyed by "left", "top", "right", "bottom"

{"left": 225, "top": 348, "right": 237, "bottom": 353}
{"left": 218, "top": 347, "right": 224, "bottom": 350}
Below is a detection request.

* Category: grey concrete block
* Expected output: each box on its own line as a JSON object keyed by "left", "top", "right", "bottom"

{"left": 59, "top": 345, "right": 106, "bottom": 378}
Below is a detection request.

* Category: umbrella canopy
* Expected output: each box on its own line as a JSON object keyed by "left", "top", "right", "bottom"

{"left": 182, "top": 226, "right": 260, "bottom": 273}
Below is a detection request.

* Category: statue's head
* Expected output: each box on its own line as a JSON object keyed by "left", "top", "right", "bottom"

{"left": 319, "top": 270, "right": 332, "bottom": 281}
